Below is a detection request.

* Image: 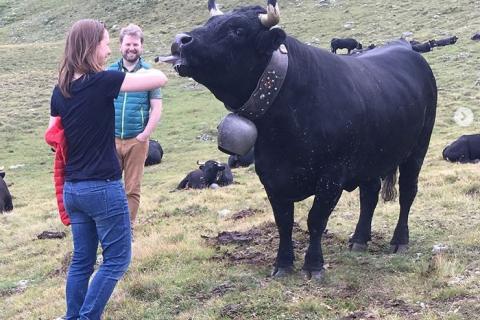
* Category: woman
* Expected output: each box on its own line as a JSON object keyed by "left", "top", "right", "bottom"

{"left": 48, "top": 19, "right": 167, "bottom": 319}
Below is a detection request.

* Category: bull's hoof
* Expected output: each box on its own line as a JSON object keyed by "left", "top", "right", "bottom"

{"left": 349, "top": 242, "right": 368, "bottom": 252}
{"left": 302, "top": 269, "right": 325, "bottom": 282}
{"left": 390, "top": 244, "right": 409, "bottom": 253}
{"left": 271, "top": 266, "right": 294, "bottom": 278}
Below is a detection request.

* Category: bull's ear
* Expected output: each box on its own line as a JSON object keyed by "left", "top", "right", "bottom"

{"left": 0, "top": 172, "right": 5, "bottom": 178}
{"left": 256, "top": 27, "right": 286, "bottom": 55}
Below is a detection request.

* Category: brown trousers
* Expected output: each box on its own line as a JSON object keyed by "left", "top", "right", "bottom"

{"left": 115, "top": 137, "right": 149, "bottom": 225}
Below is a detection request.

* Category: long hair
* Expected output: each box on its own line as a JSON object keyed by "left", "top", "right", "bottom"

{"left": 58, "top": 19, "right": 106, "bottom": 97}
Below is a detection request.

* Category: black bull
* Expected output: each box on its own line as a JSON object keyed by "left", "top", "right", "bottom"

{"left": 159, "top": 1, "right": 437, "bottom": 279}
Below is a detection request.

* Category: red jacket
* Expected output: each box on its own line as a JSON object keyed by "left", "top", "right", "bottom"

{"left": 45, "top": 117, "right": 70, "bottom": 226}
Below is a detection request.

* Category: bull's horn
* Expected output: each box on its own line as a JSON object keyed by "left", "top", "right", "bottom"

{"left": 259, "top": 0, "right": 280, "bottom": 28}
{"left": 197, "top": 160, "right": 206, "bottom": 165}
{"left": 208, "top": 0, "right": 223, "bottom": 16}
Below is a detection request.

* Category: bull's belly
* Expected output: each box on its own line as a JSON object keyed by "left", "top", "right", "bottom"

{"left": 254, "top": 148, "right": 408, "bottom": 200}
{"left": 255, "top": 164, "right": 317, "bottom": 201}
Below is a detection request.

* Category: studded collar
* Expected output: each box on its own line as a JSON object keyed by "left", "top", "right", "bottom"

{"left": 226, "top": 44, "right": 289, "bottom": 120}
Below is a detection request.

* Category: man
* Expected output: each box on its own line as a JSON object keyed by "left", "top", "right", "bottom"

{"left": 108, "top": 24, "right": 163, "bottom": 230}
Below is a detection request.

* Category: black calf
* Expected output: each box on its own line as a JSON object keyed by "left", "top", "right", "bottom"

{"left": 443, "top": 134, "right": 480, "bottom": 163}
{"left": 331, "top": 38, "right": 362, "bottom": 54}
{"left": 0, "top": 172, "right": 13, "bottom": 213}
{"left": 177, "top": 160, "right": 226, "bottom": 189}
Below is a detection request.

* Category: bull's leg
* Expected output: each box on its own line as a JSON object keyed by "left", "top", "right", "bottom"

{"left": 303, "top": 183, "right": 342, "bottom": 280}
{"left": 269, "top": 196, "right": 295, "bottom": 277}
{"left": 349, "top": 178, "right": 381, "bottom": 252}
{"left": 390, "top": 157, "right": 423, "bottom": 253}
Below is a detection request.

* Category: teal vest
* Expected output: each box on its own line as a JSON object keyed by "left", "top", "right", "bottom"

{"left": 108, "top": 58, "right": 152, "bottom": 139}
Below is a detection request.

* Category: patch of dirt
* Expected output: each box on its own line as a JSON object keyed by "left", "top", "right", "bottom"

{"left": 220, "top": 303, "right": 244, "bottom": 319}
{"left": 202, "top": 221, "right": 343, "bottom": 267}
{"left": 382, "top": 299, "right": 421, "bottom": 318}
{"left": 211, "top": 281, "right": 236, "bottom": 296}
{"left": 336, "top": 283, "right": 361, "bottom": 299}
{"left": 36, "top": 230, "right": 66, "bottom": 240}
{"left": 428, "top": 296, "right": 480, "bottom": 318}
{"left": 465, "top": 186, "right": 480, "bottom": 198}
{"left": 196, "top": 281, "right": 236, "bottom": 302}
{"left": 340, "top": 311, "right": 379, "bottom": 319}
{"left": 230, "top": 208, "right": 262, "bottom": 220}
{"left": 0, "top": 285, "right": 25, "bottom": 298}
{"left": 363, "top": 231, "right": 389, "bottom": 255}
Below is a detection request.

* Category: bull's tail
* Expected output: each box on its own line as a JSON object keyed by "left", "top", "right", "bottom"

{"left": 381, "top": 168, "right": 398, "bottom": 202}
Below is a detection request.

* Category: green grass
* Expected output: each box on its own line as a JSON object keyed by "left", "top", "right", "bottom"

{"left": 1, "top": 0, "right": 480, "bottom": 319}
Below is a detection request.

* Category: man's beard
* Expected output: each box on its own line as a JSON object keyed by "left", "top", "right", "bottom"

{"left": 122, "top": 50, "right": 141, "bottom": 63}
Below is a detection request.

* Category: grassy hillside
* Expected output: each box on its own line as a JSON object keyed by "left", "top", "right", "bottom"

{"left": 1, "top": 0, "right": 479, "bottom": 319}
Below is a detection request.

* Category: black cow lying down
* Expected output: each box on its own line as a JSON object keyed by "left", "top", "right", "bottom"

{"left": 145, "top": 139, "right": 163, "bottom": 166}
{"left": 331, "top": 37, "right": 362, "bottom": 54}
{"left": 431, "top": 36, "right": 458, "bottom": 47}
{"left": 177, "top": 160, "right": 233, "bottom": 189}
{"left": 228, "top": 147, "right": 255, "bottom": 168}
{"left": 0, "top": 172, "right": 13, "bottom": 213}
{"left": 159, "top": 0, "right": 437, "bottom": 279}
{"left": 472, "top": 33, "right": 480, "bottom": 41}
{"left": 443, "top": 134, "right": 480, "bottom": 163}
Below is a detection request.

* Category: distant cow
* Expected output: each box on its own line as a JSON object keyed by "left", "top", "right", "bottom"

{"left": 145, "top": 139, "right": 163, "bottom": 166}
{"left": 431, "top": 36, "right": 458, "bottom": 47}
{"left": 228, "top": 147, "right": 255, "bottom": 168}
{"left": 471, "top": 33, "right": 480, "bottom": 41}
{"left": 177, "top": 160, "right": 227, "bottom": 189}
{"left": 411, "top": 41, "right": 432, "bottom": 53}
{"left": 216, "top": 163, "right": 234, "bottom": 186}
{"left": 331, "top": 38, "right": 362, "bottom": 54}
{"left": 0, "top": 172, "right": 13, "bottom": 213}
{"left": 442, "top": 134, "right": 480, "bottom": 163}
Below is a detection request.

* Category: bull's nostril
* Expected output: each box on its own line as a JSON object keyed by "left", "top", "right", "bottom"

{"left": 180, "top": 35, "right": 193, "bottom": 45}
{"left": 174, "top": 33, "right": 193, "bottom": 51}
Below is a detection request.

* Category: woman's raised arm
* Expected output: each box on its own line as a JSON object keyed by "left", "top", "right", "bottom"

{"left": 120, "top": 68, "right": 168, "bottom": 92}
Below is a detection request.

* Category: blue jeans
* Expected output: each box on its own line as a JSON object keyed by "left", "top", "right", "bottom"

{"left": 63, "top": 179, "right": 131, "bottom": 320}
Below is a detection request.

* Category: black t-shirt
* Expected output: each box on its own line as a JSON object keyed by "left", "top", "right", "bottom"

{"left": 50, "top": 71, "right": 126, "bottom": 181}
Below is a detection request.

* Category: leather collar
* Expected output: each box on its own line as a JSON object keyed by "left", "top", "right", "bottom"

{"left": 227, "top": 44, "right": 288, "bottom": 120}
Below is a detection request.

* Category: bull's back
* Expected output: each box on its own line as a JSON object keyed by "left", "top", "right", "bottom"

{"left": 257, "top": 39, "right": 436, "bottom": 189}
{"left": 334, "top": 51, "right": 434, "bottom": 177}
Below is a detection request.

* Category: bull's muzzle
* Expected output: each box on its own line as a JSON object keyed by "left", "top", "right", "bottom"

{"left": 154, "top": 33, "right": 192, "bottom": 66}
